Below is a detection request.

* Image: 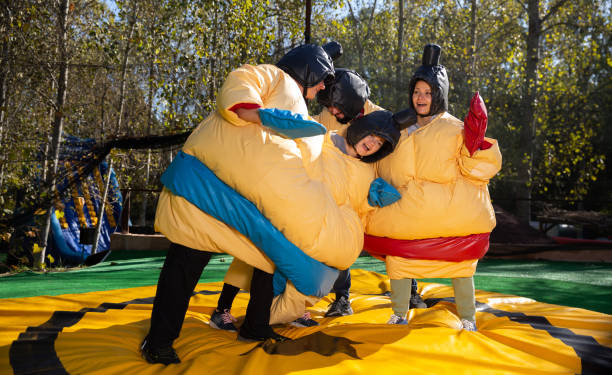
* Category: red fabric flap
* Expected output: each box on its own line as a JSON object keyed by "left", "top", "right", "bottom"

{"left": 363, "top": 233, "right": 490, "bottom": 262}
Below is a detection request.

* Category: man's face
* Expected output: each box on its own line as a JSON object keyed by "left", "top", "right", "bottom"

{"left": 305, "top": 81, "right": 326, "bottom": 100}
{"left": 328, "top": 106, "right": 345, "bottom": 121}
{"left": 355, "top": 134, "right": 385, "bottom": 157}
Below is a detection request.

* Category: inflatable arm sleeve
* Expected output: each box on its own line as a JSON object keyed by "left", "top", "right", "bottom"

{"left": 161, "top": 151, "right": 338, "bottom": 297}
{"left": 464, "top": 92, "right": 493, "bottom": 156}
{"left": 258, "top": 108, "right": 327, "bottom": 139}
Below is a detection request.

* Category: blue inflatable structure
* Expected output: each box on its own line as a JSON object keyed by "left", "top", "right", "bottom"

{"left": 47, "top": 135, "right": 122, "bottom": 265}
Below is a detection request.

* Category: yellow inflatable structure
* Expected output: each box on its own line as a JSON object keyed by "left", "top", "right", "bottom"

{"left": 364, "top": 112, "right": 501, "bottom": 283}
{"left": 2, "top": 269, "right": 611, "bottom": 374}
{"left": 155, "top": 64, "right": 374, "bottom": 276}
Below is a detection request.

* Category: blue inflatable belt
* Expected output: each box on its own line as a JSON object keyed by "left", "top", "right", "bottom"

{"left": 161, "top": 151, "right": 339, "bottom": 297}
{"left": 258, "top": 108, "right": 326, "bottom": 139}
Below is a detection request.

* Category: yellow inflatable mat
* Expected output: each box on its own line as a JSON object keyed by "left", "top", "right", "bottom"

{"left": 1, "top": 269, "right": 611, "bottom": 374}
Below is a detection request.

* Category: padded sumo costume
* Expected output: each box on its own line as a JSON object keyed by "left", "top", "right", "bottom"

{"left": 220, "top": 110, "right": 405, "bottom": 324}
{"left": 363, "top": 45, "right": 502, "bottom": 323}
{"left": 155, "top": 46, "right": 396, "bottom": 324}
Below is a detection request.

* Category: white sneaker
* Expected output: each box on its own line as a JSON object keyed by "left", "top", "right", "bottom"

{"left": 387, "top": 314, "right": 408, "bottom": 325}
{"left": 461, "top": 319, "right": 477, "bottom": 331}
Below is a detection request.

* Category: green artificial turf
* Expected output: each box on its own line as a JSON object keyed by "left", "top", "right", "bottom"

{"left": 1, "top": 251, "right": 611, "bottom": 314}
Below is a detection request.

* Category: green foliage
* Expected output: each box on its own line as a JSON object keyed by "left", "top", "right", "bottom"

{"left": 312, "top": 0, "right": 609, "bottom": 212}
{"left": 0, "top": 0, "right": 609, "bottom": 253}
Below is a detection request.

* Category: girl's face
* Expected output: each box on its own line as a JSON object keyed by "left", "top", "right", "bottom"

{"left": 412, "top": 80, "right": 432, "bottom": 116}
{"left": 355, "top": 134, "right": 385, "bottom": 157}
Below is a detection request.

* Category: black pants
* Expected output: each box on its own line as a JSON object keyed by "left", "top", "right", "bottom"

{"left": 147, "top": 242, "right": 273, "bottom": 347}
{"left": 332, "top": 269, "right": 352, "bottom": 299}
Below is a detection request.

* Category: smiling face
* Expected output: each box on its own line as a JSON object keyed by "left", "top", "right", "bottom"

{"left": 354, "top": 134, "right": 385, "bottom": 157}
{"left": 412, "top": 80, "right": 432, "bottom": 116}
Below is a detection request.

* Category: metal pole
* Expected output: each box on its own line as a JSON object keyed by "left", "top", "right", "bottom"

{"left": 305, "top": 0, "right": 311, "bottom": 44}
{"left": 91, "top": 159, "right": 113, "bottom": 254}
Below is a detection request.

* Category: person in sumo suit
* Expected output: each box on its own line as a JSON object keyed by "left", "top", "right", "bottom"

{"left": 207, "top": 64, "right": 421, "bottom": 331}
{"left": 364, "top": 44, "right": 502, "bottom": 330}
{"left": 140, "top": 43, "right": 335, "bottom": 365}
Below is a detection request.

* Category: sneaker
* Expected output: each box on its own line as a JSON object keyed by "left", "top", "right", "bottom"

{"left": 210, "top": 309, "right": 238, "bottom": 332}
{"left": 386, "top": 314, "right": 408, "bottom": 325}
{"left": 140, "top": 338, "right": 180, "bottom": 365}
{"left": 324, "top": 295, "right": 353, "bottom": 317}
{"left": 290, "top": 311, "right": 319, "bottom": 328}
{"left": 237, "top": 327, "right": 291, "bottom": 342}
{"left": 461, "top": 319, "right": 477, "bottom": 332}
{"left": 409, "top": 293, "right": 427, "bottom": 309}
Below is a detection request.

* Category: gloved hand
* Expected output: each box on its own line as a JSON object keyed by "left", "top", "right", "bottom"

{"left": 464, "top": 92, "right": 493, "bottom": 156}
{"left": 368, "top": 178, "right": 401, "bottom": 207}
{"left": 258, "top": 108, "right": 326, "bottom": 139}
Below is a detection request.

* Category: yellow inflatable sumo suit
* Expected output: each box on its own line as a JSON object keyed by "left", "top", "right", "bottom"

{"left": 367, "top": 111, "right": 502, "bottom": 279}
{"left": 222, "top": 68, "right": 391, "bottom": 324}
{"left": 365, "top": 44, "right": 501, "bottom": 328}
{"left": 155, "top": 64, "right": 378, "bottom": 323}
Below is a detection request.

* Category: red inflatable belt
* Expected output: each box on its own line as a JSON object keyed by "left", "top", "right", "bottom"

{"left": 363, "top": 233, "right": 490, "bottom": 262}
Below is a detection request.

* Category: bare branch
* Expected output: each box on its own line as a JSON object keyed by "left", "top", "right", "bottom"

{"left": 515, "top": 0, "right": 528, "bottom": 12}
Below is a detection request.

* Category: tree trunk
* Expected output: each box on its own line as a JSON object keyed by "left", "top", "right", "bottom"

{"left": 395, "top": 0, "right": 404, "bottom": 109}
{"left": 516, "top": 0, "right": 541, "bottom": 223}
{"left": 0, "top": 37, "right": 7, "bottom": 191}
{"left": 39, "top": 0, "right": 70, "bottom": 266}
{"left": 347, "top": 0, "right": 378, "bottom": 76}
{"left": 469, "top": 0, "right": 477, "bottom": 81}
{"left": 115, "top": 4, "right": 137, "bottom": 135}
{"left": 138, "top": 60, "right": 155, "bottom": 227}
{"left": 0, "top": 3, "right": 11, "bottom": 191}
{"left": 304, "top": 0, "right": 311, "bottom": 44}
{"left": 208, "top": 5, "right": 218, "bottom": 99}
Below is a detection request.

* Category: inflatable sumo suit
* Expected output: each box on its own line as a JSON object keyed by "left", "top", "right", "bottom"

{"left": 155, "top": 45, "right": 381, "bottom": 323}
{"left": 223, "top": 110, "right": 404, "bottom": 324}
{"left": 364, "top": 44, "right": 502, "bottom": 322}
{"left": 315, "top": 68, "right": 382, "bottom": 132}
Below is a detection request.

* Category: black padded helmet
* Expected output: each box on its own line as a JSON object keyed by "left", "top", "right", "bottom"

{"left": 408, "top": 44, "right": 449, "bottom": 116}
{"left": 322, "top": 41, "right": 343, "bottom": 61}
{"left": 317, "top": 68, "right": 370, "bottom": 124}
{"left": 276, "top": 44, "right": 335, "bottom": 96}
{"left": 345, "top": 110, "right": 403, "bottom": 163}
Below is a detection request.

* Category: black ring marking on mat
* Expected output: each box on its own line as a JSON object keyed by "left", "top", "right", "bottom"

{"left": 9, "top": 303, "right": 129, "bottom": 375}
{"left": 7, "top": 290, "right": 222, "bottom": 374}
{"left": 7, "top": 291, "right": 611, "bottom": 374}
{"left": 426, "top": 297, "right": 612, "bottom": 375}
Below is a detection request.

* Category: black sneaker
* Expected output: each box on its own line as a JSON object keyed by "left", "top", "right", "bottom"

{"left": 210, "top": 308, "right": 238, "bottom": 331}
{"left": 409, "top": 293, "right": 427, "bottom": 309}
{"left": 289, "top": 311, "right": 319, "bottom": 327}
{"left": 324, "top": 295, "right": 353, "bottom": 317}
{"left": 140, "top": 338, "right": 180, "bottom": 365}
{"left": 237, "top": 326, "right": 290, "bottom": 342}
